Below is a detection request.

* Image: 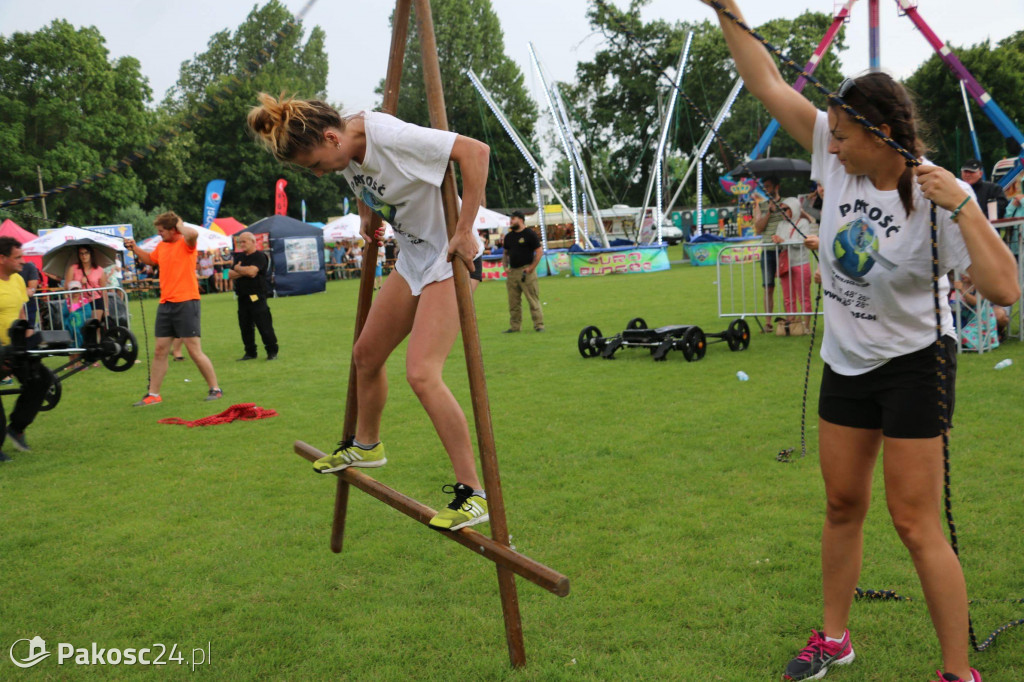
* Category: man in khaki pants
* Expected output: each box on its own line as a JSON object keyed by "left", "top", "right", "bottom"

{"left": 501, "top": 210, "right": 544, "bottom": 332}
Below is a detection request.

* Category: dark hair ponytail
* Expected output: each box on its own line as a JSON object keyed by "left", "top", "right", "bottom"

{"left": 835, "top": 72, "right": 926, "bottom": 217}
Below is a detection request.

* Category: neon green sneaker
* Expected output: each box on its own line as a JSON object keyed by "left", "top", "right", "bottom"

{"left": 428, "top": 483, "right": 489, "bottom": 531}
{"left": 313, "top": 441, "right": 387, "bottom": 474}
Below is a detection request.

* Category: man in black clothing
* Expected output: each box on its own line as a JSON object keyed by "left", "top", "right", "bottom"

{"left": 501, "top": 210, "right": 545, "bottom": 333}
{"left": 229, "top": 232, "right": 279, "bottom": 360}
{"left": 960, "top": 159, "right": 1007, "bottom": 219}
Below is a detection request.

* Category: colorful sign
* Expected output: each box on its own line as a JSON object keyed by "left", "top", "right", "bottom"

{"left": 684, "top": 238, "right": 761, "bottom": 267}
{"left": 203, "top": 179, "right": 226, "bottom": 228}
{"left": 570, "top": 247, "right": 669, "bottom": 277}
{"left": 275, "top": 178, "right": 288, "bottom": 216}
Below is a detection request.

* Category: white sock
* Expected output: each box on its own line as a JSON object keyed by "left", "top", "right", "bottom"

{"left": 474, "top": 489, "right": 486, "bottom": 499}
{"left": 824, "top": 634, "right": 844, "bottom": 644}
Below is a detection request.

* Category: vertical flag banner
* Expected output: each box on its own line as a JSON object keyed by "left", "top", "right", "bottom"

{"left": 343, "top": 197, "right": 350, "bottom": 215}
{"left": 203, "top": 179, "right": 226, "bottom": 228}
{"left": 301, "top": 199, "right": 307, "bottom": 222}
{"left": 275, "top": 178, "right": 288, "bottom": 216}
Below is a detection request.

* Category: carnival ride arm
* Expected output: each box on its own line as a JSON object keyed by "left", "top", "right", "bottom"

{"left": 700, "top": 0, "right": 817, "bottom": 152}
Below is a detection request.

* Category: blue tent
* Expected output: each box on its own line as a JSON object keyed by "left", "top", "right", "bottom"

{"left": 248, "top": 215, "right": 326, "bottom": 297}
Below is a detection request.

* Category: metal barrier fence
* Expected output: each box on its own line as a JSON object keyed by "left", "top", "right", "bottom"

{"left": 716, "top": 221, "right": 1023, "bottom": 350}
{"left": 715, "top": 241, "right": 822, "bottom": 332}
{"left": 29, "top": 286, "right": 131, "bottom": 337}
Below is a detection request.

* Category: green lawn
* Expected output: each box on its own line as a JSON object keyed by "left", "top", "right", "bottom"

{"left": 2, "top": 261, "right": 1022, "bottom": 681}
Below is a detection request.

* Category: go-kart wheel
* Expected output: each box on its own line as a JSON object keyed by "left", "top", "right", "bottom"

{"left": 727, "top": 319, "right": 751, "bottom": 351}
{"left": 39, "top": 368, "right": 62, "bottom": 412}
{"left": 578, "top": 325, "right": 603, "bottom": 358}
{"left": 100, "top": 326, "right": 139, "bottom": 372}
{"left": 681, "top": 326, "right": 707, "bottom": 362}
{"left": 626, "top": 317, "right": 647, "bottom": 330}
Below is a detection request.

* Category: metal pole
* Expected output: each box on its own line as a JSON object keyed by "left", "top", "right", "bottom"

{"left": 36, "top": 165, "right": 47, "bottom": 221}
{"left": 331, "top": 0, "right": 412, "bottom": 554}
{"left": 414, "top": 0, "right": 526, "bottom": 667}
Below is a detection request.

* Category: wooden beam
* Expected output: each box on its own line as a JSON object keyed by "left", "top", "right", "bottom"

{"left": 298, "top": 441, "right": 570, "bottom": 598}
{"left": 332, "top": 0, "right": 414, "bottom": 554}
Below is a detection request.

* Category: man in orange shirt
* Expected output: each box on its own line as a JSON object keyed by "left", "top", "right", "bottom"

{"left": 124, "top": 212, "right": 222, "bottom": 405}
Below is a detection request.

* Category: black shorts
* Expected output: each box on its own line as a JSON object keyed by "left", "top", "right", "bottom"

{"left": 154, "top": 300, "right": 202, "bottom": 338}
{"left": 819, "top": 336, "right": 957, "bottom": 439}
{"left": 470, "top": 256, "right": 482, "bottom": 282}
{"left": 760, "top": 248, "right": 777, "bottom": 286}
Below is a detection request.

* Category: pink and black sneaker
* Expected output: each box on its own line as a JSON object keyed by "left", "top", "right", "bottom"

{"left": 932, "top": 670, "right": 982, "bottom": 682}
{"left": 783, "top": 629, "right": 855, "bottom": 680}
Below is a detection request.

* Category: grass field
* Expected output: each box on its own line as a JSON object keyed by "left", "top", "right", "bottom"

{"left": 2, "top": 260, "right": 1022, "bottom": 681}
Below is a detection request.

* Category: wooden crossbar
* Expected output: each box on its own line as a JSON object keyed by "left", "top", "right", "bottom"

{"left": 295, "top": 441, "right": 570, "bottom": 598}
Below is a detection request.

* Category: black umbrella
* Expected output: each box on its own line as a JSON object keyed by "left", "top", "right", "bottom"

{"left": 42, "top": 238, "right": 118, "bottom": 279}
{"left": 727, "top": 157, "right": 812, "bottom": 178}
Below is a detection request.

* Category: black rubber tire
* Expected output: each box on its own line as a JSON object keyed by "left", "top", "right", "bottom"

{"left": 100, "top": 326, "right": 139, "bottom": 372}
{"left": 578, "top": 325, "right": 603, "bottom": 358}
{"left": 626, "top": 317, "right": 647, "bottom": 330}
{"left": 727, "top": 319, "right": 751, "bottom": 351}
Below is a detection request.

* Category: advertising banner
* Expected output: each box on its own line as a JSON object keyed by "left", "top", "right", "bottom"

{"left": 275, "top": 178, "right": 288, "bottom": 216}
{"left": 202, "top": 179, "right": 226, "bottom": 228}
{"left": 684, "top": 237, "right": 761, "bottom": 267}
{"left": 570, "top": 246, "right": 669, "bottom": 277}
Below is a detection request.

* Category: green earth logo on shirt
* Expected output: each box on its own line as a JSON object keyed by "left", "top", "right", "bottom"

{"left": 833, "top": 218, "right": 881, "bottom": 279}
{"left": 361, "top": 188, "right": 398, "bottom": 224}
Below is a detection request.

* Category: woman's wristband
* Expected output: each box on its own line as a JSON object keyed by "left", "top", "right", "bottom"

{"left": 949, "top": 195, "right": 972, "bottom": 222}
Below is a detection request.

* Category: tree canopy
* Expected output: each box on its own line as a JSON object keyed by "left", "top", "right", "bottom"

{"left": 0, "top": 20, "right": 152, "bottom": 231}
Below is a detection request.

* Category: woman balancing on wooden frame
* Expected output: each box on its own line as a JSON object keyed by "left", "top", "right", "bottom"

{"left": 702, "top": 2, "right": 1019, "bottom": 681}
{"left": 247, "top": 93, "right": 491, "bottom": 531}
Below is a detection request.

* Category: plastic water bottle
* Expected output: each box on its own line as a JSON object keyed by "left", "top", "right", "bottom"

{"left": 736, "top": 371, "right": 749, "bottom": 382}
{"left": 994, "top": 359, "right": 1013, "bottom": 370}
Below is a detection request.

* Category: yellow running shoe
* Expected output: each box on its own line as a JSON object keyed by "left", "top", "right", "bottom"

{"left": 428, "top": 483, "right": 489, "bottom": 531}
{"left": 313, "top": 441, "right": 387, "bottom": 474}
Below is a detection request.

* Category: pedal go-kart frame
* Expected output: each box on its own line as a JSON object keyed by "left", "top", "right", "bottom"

{"left": 578, "top": 317, "right": 751, "bottom": 361}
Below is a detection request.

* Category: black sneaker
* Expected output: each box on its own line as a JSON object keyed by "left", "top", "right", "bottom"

{"left": 783, "top": 629, "right": 854, "bottom": 680}
{"left": 0, "top": 451, "right": 11, "bottom": 462}
{"left": 205, "top": 388, "right": 223, "bottom": 401}
{"left": 266, "top": 354, "right": 278, "bottom": 361}
{"left": 7, "top": 430, "right": 30, "bottom": 452}
{"left": 236, "top": 355, "right": 257, "bottom": 361}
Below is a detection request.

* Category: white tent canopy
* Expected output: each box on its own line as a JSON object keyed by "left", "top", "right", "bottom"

{"left": 138, "top": 223, "right": 232, "bottom": 252}
{"left": 21, "top": 226, "right": 126, "bottom": 256}
{"left": 474, "top": 206, "right": 510, "bottom": 231}
{"left": 321, "top": 214, "right": 395, "bottom": 244}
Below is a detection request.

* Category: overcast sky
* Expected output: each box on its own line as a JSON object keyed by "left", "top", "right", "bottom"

{"left": 2, "top": 0, "right": 1022, "bottom": 115}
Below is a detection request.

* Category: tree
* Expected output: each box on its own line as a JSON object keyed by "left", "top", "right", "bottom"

{"left": 565, "top": 1, "right": 846, "bottom": 207}
{"left": 153, "top": 0, "right": 346, "bottom": 224}
{"left": 385, "top": 0, "right": 540, "bottom": 208}
{"left": 904, "top": 31, "right": 1024, "bottom": 173}
{"left": 0, "top": 20, "right": 152, "bottom": 229}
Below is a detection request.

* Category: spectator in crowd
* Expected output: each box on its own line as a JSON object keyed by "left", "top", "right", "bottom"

{"left": 1005, "top": 192, "right": 1023, "bottom": 261}
{"left": 64, "top": 244, "right": 108, "bottom": 324}
{"left": 213, "top": 248, "right": 233, "bottom": 293}
{"left": 776, "top": 197, "right": 819, "bottom": 331}
{"left": 752, "top": 174, "right": 784, "bottom": 332}
{"left": 501, "top": 210, "right": 545, "bottom": 333}
{"left": 229, "top": 231, "right": 278, "bottom": 361}
{"left": 705, "top": 2, "right": 1019, "bottom": 680}
{"left": 349, "top": 241, "right": 363, "bottom": 270}
{"left": 247, "top": 92, "right": 490, "bottom": 531}
{"left": 960, "top": 159, "right": 1007, "bottom": 220}
{"left": 21, "top": 258, "right": 40, "bottom": 329}
{"left": 125, "top": 211, "right": 222, "bottom": 405}
{"left": 802, "top": 182, "right": 824, "bottom": 223}
{"left": 0, "top": 237, "right": 52, "bottom": 460}
{"left": 197, "top": 251, "right": 216, "bottom": 293}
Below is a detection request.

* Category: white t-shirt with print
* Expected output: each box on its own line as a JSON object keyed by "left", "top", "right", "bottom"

{"left": 812, "top": 110, "right": 975, "bottom": 375}
{"left": 340, "top": 112, "right": 482, "bottom": 293}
